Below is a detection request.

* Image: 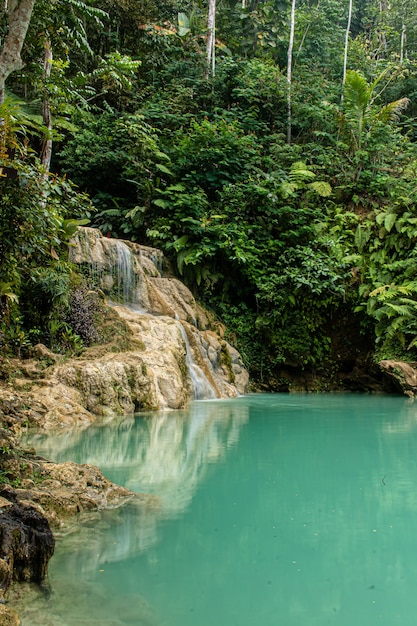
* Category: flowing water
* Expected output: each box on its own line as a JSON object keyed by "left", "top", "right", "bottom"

{"left": 176, "top": 322, "right": 217, "bottom": 400}
{"left": 16, "top": 393, "right": 417, "bottom": 626}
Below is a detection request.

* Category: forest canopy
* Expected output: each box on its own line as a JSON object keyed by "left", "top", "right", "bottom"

{"left": 2, "top": 0, "right": 417, "bottom": 387}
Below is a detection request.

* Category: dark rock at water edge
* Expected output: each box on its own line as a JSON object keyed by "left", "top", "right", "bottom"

{"left": 0, "top": 493, "right": 54, "bottom": 600}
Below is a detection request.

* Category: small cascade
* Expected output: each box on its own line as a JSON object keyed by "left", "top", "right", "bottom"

{"left": 67, "top": 227, "right": 249, "bottom": 408}
{"left": 70, "top": 228, "right": 141, "bottom": 304}
{"left": 113, "top": 240, "right": 137, "bottom": 303}
{"left": 177, "top": 323, "right": 217, "bottom": 401}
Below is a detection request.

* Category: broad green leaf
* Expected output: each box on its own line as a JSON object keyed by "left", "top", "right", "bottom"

{"left": 375, "top": 212, "right": 386, "bottom": 226}
{"left": 155, "top": 163, "right": 173, "bottom": 176}
{"left": 62, "top": 218, "right": 90, "bottom": 238}
{"left": 178, "top": 12, "right": 191, "bottom": 37}
{"left": 154, "top": 199, "right": 169, "bottom": 209}
{"left": 354, "top": 225, "right": 370, "bottom": 251}
{"left": 173, "top": 235, "right": 189, "bottom": 251}
{"left": 384, "top": 213, "right": 397, "bottom": 232}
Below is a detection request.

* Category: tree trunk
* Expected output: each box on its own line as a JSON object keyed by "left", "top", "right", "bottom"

{"left": 205, "top": 0, "right": 216, "bottom": 78}
{"left": 400, "top": 20, "right": 406, "bottom": 63}
{"left": 341, "top": 0, "right": 353, "bottom": 100}
{"left": 287, "top": 0, "right": 296, "bottom": 144}
{"left": 40, "top": 37, "right": 53, "bottom": 174}
{"left": 378, "top": 0, "right": 387, "bottom": 55}
{"left": 400, "top": 0, "right": 407, "bottom": 64}
{"left": 0, "top": 0, "right": 36, "bottom": 104}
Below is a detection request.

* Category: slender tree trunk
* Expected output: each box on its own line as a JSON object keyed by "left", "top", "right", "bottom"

{"left": 341, "top": 0, "right": 353, "bottom": 100}
{"left": 400, "top": 0, "right": 407, "bottom": 63}
{"left": 205, "top": 0, "right": 216, "bottom": 78}
{"left": 40, "top": 37, "right": 52, "bottom": 174}
{"left": 400, "top": 20, "right": 406, "bottom": 63}
{"left": 287, "top": 0, "right": 296, "bottom": 144}
{"left": 0, "top": 0, "right": 36, "bottom": 104}
{"left": 378, "top": 0, "right": 388, "bottom": 55}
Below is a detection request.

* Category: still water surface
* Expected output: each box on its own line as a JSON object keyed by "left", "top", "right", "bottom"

{"left": 17, "top": 393, "right": 417, "bottom": 625}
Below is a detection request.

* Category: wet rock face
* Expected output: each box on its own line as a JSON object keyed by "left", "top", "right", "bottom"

{"left": 0, "top": 496, "right": 55, "bottom": 597}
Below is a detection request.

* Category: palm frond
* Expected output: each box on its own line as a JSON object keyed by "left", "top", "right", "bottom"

{"left": 377, "top": 98, "right": 410, "bottom": 123}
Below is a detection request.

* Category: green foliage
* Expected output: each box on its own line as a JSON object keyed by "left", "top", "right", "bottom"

{"left": 0, "top": 318, "right": 31, "bottom": 358}
{"left": 57, "top": 110, "right": 170, "bottom": 237}
{"left": 5, "top": 0, "right": 417, "bottom": 383}
{"left": 0, "top": 153, "right": 91, "bottom": 285}
{"left": 366, "top": 282, "right": 417, "bottom": 357}
{"left": 340, "top": 69, "right": 410, "bottom": 153}
{"left": 0, "top": 99, "right": 94, "bottom": 356}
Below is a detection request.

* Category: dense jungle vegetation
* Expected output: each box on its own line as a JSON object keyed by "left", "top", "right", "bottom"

{"left": 1, "top": 0, "right": 417, "bottom": 387}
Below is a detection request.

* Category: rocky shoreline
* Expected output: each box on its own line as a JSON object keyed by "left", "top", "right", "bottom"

{"left": 0, "top": 397, "right": 152, "bottom": 625}
{"left": 1, "top": 356, "right": 417, "bottom": 624}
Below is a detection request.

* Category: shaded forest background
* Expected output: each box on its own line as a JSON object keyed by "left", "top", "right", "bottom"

{"left": 2, "top": 0, "right": 417, "bottom": 388}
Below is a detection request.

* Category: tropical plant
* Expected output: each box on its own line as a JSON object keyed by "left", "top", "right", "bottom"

{"left": 366, "top": 282, "right": 417, "bottom": 357}
{"left": 339, "top": 69, "right": 410, "bottom": 153}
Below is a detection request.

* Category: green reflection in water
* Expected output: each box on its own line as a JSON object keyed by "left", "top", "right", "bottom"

{"left": 16, "top": 393, "right": 417, "bottom": 625}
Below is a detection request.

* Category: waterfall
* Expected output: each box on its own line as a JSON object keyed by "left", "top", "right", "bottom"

{"left": 68, "top": 228, "right": 248, "bottom": 405}
{"left": 113, "top": 240, "right": 136, "bottom": 303}
{"left": 177, "top": 323, "right": 217, "bottom": 401}
{"left": 70, "top": 229, "right": 139, "bottom": 304}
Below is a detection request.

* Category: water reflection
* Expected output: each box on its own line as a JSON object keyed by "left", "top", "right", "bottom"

{"left": 23, "top": 399, "right": 249, "bottom": 558}
{"left": 18, "top": 394, "right": 417, "bottom": 626}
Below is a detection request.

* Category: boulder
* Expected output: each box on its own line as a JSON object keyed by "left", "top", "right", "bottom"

{"left": 379, "top": 360, "right": 417, "bottom": 396}
{"left": 0, "top": 498, "right": 55, "bottom": 599}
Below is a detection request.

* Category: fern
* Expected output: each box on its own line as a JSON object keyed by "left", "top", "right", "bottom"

{"left": 370, "top": 283, "right": 417, "bottom": 300}
{"left": 288, "top": 161, "right": 316, "bottom": 183}
{"left": 308, "top": 181, "right": 332, "bottom": 197}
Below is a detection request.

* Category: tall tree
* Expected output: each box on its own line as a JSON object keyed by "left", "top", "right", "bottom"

{"left": 0, "top": 0, "right": 36, "bottom": 103}
{"left": 287, "top": 0, "right": 296, "bottom": 143}
{"left": 40, "top": 36, "right": 52, "bottom": 172}
{"left": 342, "top": 0, "right": 353, "bottom": 99}
{"left": 400, "top": 0, "right": 407, "bottom": 63}
{"left": 206, "top": 0, "right": 216, "bottom": 77}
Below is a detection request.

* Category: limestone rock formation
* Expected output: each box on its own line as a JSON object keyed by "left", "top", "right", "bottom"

{"left": 11, "top": 461, "right": 141, "bottom": 528}
{"left": 379, "top": 360, "right": 417, "bottom": 396}
{"left": 0, "top": 228, "right": 248, "bottom": 429}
